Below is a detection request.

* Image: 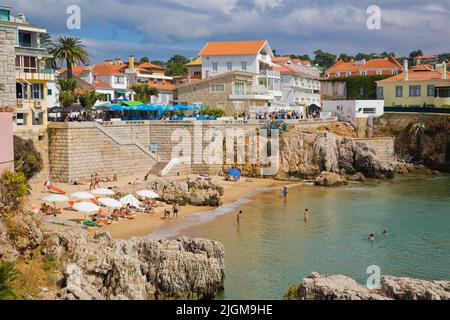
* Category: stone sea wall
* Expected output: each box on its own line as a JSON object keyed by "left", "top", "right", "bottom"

{"left": 48, "top": 119, "right": 340, "bottom": 182}
{"left": 0, "top": 30, "right": 16, "bottom": 109}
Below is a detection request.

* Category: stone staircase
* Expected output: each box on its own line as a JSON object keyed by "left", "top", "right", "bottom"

{"left": 147, "top": 161, "right": 168, "bottom": 176}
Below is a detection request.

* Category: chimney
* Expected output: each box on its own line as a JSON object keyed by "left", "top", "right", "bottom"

{"left": 104, "top": 60, "right": 113, "bottom": 65}
{"left": 85, "top": 67, "right": 93, "bottom": 84}
{"left": 114, "top": 58, "right": 122, "bottom": 66}
{"left": 442, "top": 61, "right": 447, "bottom": 80}
{"left": 403, "top": 60, "right": 409, "bottom": 81}
{"left": 129, "top": 55, "right": 135, "bottom": 71}
{"left": 17, "top": 13, "right": 27, "bottom": 23}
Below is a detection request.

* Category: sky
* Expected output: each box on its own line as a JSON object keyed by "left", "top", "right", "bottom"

{"left": 3, "top": 0, "right": 450, "bottom": 64}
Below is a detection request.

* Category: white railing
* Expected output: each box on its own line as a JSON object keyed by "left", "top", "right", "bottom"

{"left": 260, "top": 70, "right": 281, "bottom": 78}
{"left": 161, "top": 158, "right": 182, "bottom": 177}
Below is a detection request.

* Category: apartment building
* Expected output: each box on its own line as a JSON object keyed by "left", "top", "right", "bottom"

{"left": 325, "top": 56, "right": 403, "bottom": 78}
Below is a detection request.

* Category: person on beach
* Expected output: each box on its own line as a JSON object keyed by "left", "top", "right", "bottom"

{"left": 173, "top": 203, "right": 179, "bottom": 219}
{"left": 368, "top": 234, "right": 375, "bottom": 241}
{"left": 237, "top": 210, "right": 242, "bottom": 226}
{"left": 89, "top": 175, "right": 95, "bottom": 190}
{"left": 94, "top": 173, "right": 100, "bottom": 189}
{"left": 163, "top": 209, "right": 171, "bottom": 220}
{"left": 282, "top": 186, "right": 288, "bottom": 198}
{"left": 304, "top": 209, "right": 310, "bottom": 222}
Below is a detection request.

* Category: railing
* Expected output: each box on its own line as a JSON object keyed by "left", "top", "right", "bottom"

{"left": 260, "top": 70, "right": 281, "bottom": 78}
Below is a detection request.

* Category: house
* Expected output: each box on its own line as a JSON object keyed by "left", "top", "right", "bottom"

{"left": 325, "top": 56, "right": 403, "bottom": 78}
{"left": 0, "top": 108, "right": 15, "bottom": 174}
{"left": 186, "top": 57, "right": 202, "bottom": 82}
{"left": 414, "top": 55, "right": 438, "bottom": 66}
{"left": 176, "top": 40, "right": 282, "bottom": 114}
{"left": 376, "top": 60, "right": 450, "bottom": 108}
{"left": 322, "top": 100, "right": 384, "bottom": 126}
{"left": 272, "top": 56, "right": 321, "bottom": 107}
{"left": 0, "top": 6, "right": 55, "bottom": 140}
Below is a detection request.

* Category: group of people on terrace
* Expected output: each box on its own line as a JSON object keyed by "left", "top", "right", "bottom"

{"left": 255, "top": 110, "right": 305, "bottom": 120}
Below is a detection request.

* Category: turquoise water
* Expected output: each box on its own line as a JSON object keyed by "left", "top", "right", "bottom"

{"left": 151, "top": 175, "right": 450, "bottom": 300}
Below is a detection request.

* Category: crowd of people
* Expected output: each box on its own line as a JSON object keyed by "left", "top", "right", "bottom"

{"left": 255, "top": 110, "right": 305, "bottom": 120}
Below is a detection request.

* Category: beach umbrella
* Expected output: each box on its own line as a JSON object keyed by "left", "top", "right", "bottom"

{"left": 136, "top": 190, "right": 159, "bottom": 199}
{"left": 173, "top": 104, "right": 192, "bottom": 111}
{"left": 228, "top": 168, "right": 241, "bottom": 178}
{"left": 91, "top": 188, "right": 115, "bottom": 196}
{"left": 71, "top": 191, "right": 94, "bottom": 200}
{"left": 98, "top": 198, "right": 122, "bottom": 209}
{"left": 119, "top": 194, "right": 142, "bottom": 208}
{"left": 73, "top": 202, "right": 101, "bottom": 218}
{"left": 43, "top": 194, "right": 69, "bottom": 203}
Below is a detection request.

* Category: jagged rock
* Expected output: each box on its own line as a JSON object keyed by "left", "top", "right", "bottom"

{"left": 381, "top": 276, "right": 450, "bottom": 300}
{"left": 284, "top": 273, "right": 450, "bottom": 300}
{"left": 51, "top": 227, "right": 225, "bottom": 300}
{"left": 315, "top": 172, "right": 348, "bottom": 187}
{"left": 280, "top": 130, "right": 394, "bottom": 180}
{"left": 346, "top": 172, "right": 366, "bottom": 182}
{"left": 148, "top": 178, "right": 224, "bottom": 207}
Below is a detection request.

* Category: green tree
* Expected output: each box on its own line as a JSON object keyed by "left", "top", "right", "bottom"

{"left": 52, "top": 37, "right": 89, "bottom": 79}
{"left": 78, "top": 91, "right": 101, "bottom": 108}
{"left": 261, "top": 120, "right": 288, "bottom": 138}
{"left": 338, "top": 53, "right": 355, "bottom": 62}
{"left": 313, "top": 50, "right": 337, "bottom": 68}
{"left": 201, "top": 106, "right": 226, "bottom": 118}
{"left": 39, "top": 33, "right": 56, "bottom": 70}
{"left": 0, "top": 262, "right": 18, "bottom": 300}
{"left": 131, "top": 84, "right": 159, "bottom": 104}
{"left": 166, "top": 54, "right": 189, "bottom": 76}
{"left": 409, "top": 122, "right": 426, "bottom": 148}
{"left": 151, "top": 60, "right": 166, "bottom": 68}
{"left": 139, "top": 56, "right": 150, "bottom": 63}
{"left": 0, "top": 171, "right": 30, "bottom": 211}
{"left": 59, "top": 91, "right": 77, "bottom": 108}
{"left": 57, "top": 78, "right": 78, "bottom": 92}
{"left": 13, "top": 136, "right": 43, "bottom": 180}
{"left": 355, "top": 53, "right": 371, "bottom": 61}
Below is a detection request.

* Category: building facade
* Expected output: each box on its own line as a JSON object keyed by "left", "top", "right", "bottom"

{"left": 325, "top": 56, "right": 402, "bottom": 79}
{"left": 376, "top": 61, "right": 450, "bottom": 108}
{"left": 0, "top": 7, "right": 55, "bottom": 139}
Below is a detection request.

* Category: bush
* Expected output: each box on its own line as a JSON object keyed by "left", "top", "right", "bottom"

{"left": 0, "top": 262, "right": 18, "bottom": 300}
{"left": 201, "top": 106, "right": 226, "bottom": 118}
{"left": 13, "top": 136, "right": 43, "bottom": 180}
{"left": 0, "top": 171, "right": 30, "bottom": 211}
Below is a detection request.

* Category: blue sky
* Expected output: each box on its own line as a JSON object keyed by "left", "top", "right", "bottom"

{"left": 4, "top": 0, "right": 450, "bottom": 63}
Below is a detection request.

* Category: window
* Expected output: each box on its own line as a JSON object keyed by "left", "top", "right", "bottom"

{"left": 336, "top": 73, "right": 340, "bottom": 77}
{"left": 212, "top": 63, "right": 218, "bottom": 72}
{"left": 18, "top": 31, "right": 32, "bottom": 47}
{"left": 436, "top": 87, "right": 450, "bottom": 98}
{"left": 409, "top": 85, "right": 421, "bottom": 97}
{"left": 16, "top": 56, "right": 37, "bottom": 73}
{"left": 234, "top": 81, "right": 244, "bottom": 94}
{"left": 0, "top": 8, "right": 10, "bottom": 21}
{"left": 226, "top": 62, "right": 232, "bottom": 71}
{"left": 376, "top": 70, "right": 382, "bottom": 75}
{"left": 240, "top": 62, "right": 247, "bottom": 71}
{"left": 115, "top": 76, "right": 125, "bottom": 84}
{"left": 32, "top": 83, "right": 44, "bottom": 99}
{"left": 47, "top": 89, "right": 53, "bottom": 96}
{"left": 395, "top": 86, "right": 403, "bottom": 97}
{"left": 360, "top": 70, "right": 367, "bottom": 76}
{"left": 392, "top": 69, "right": 399, "bottom": 75}
{"left": 363, "top": 108, "right": 377, "bottom": 114}
{"left": 377, "top": 87, "right": 384, "bottom": 99}
{"left": 211, "top": 84, "right": 225, "bottom": 92}
{"left": 427, "top": 85, "right": 435, "bottom": 97}
{"left": 16, "top": 83, "right": 28, "bottom": 99}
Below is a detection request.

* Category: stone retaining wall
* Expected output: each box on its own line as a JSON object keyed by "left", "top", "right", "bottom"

{"left": 354, "top": 137, "right": 396, "bottom": 163}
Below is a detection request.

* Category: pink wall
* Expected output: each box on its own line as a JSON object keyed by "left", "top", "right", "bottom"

{"left": 0, "top": 112, "right": 14, "bottom": 173}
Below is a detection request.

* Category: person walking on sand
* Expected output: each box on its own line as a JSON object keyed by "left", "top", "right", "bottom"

{"left": 89, "top": 175, "right": 95, "bottom": 190}
{"left": 237, "top": 210, "right": 242, "bottom": 226}
{"left": 282, "top": 186, "right": 288, "bottom": 198}
{"left": 173, "top": 203, "right": 179, "bottom": 219}
{"left": 304, "top": 208, "right": 310, "bottom": 222}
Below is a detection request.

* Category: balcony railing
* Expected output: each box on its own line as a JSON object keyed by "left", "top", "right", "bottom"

{"left": 259, "top": 70, "right": 281, "bottom": 78}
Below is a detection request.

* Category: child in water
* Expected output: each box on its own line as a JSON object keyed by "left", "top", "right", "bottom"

{"left": 368, "top": 234, "right": 375, "bottom": 241}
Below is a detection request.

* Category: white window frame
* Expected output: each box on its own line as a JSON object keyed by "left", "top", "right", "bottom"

{"left": 212, "top": 62, "right": 218, "bottom": 72}
{"left": 240, "top": 61, "right": 247, "bottom": 71}
{"left": 226, "top": 62, "right": 233, "bottom": 71}
{"left": 211, "top": 83, "right": 225, "bottom": 93}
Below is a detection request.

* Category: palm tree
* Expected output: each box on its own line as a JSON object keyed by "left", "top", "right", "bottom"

{"left": 78, "top": 91, "right": 101, "bottom": 108}
{"left": 131, "top": 84, "right": 159, "bottom": 104}
{"left": 59, "top": 91, "right": 77, "bottom": 108}
{"left": 409, "top": 122, "right": 426, "bottom": 148}
{"left": 57, "top": 78, "right": 78, "bottom": 92}
{"left": 52, "top": 37, "right": 89, "bottom": 79}
{"left": 39, "top": 33, "right": 56, "bottom": 70}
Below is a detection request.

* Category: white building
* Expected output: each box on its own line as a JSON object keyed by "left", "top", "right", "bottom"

{"left": 199, "top": 40, "right": 282, "bottom": 102}
{"left": 322, "top": 100, "right": 384, "bottom": 125}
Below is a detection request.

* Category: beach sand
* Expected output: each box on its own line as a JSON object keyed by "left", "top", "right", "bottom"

{"left": 27, "top": 174, "right": 286, "bottom": 240}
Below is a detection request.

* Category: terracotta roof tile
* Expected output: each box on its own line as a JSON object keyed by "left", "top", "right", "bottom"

{"left": 199, "top": 40, "right": 267, "bottom": 56}
{"left": 92, "top": 63, "right": 127, "bottom": 75}
{"left": 138, "top": 62, "right": 166, "bottom": 71}
{"left": 327, "top": 57, "right": 402, "bottom": 74}
{"left": 148, "top": 82, "right": 176, "bottom": 91}
{"left": 378, "top": 69, "right": 450, "bottom": 82}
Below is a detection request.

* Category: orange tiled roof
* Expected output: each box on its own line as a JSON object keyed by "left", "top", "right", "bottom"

{"left": 149, "top": 82, "right": 176, "bottom": 91}
{"left": 327, "top": 57, "right": 402, "bottom": 74}
{"left": 92, "top": 80, "right": 113, "bottom": 89}
{"left": 273, "top": 62, "right": 319, "bottom": 79}
{"left": 92, "top": 63, "right": 127, "bottom": 75}
{"left": 138, "top": 62, "right": 166, "bottom": 71}
{"left": 57, "top": 66, "right": 89, "bottom": 76}
{"left": 415, "top": 55, "right": 436, "bottom": 60}
{"left": 412, "top": 64, "right": 434, "bottom": 71}
{"left": 378, "top": 69, "right": 449, "bottom": 82}
{"left": 199, "top": 40, "right": 267, "bottom": 56}
{"left": 272, "top": 56, "right": 291, "bottom": 64}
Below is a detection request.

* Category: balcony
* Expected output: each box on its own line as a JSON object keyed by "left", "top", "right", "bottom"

{"left": 229, "top": 88, "right": 274, "bottom": 101}
{"left": 16, "top": 68, "right": 55, "bottom": 81}
{"left": 258, "top": 54, "right": 272, "bottom": 65}
{"left": 259, "top": 70, "right": 281, "bottom": 78}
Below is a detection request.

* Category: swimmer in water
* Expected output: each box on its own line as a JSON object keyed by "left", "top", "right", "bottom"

{"left": 382, "top": 229, "right": 388, "bottom": 236}
{"left": 304, "top": 208, "right": 310, "bottom": 222}
{"left": 368, "top": 234, "right": 375, "bottom": 241}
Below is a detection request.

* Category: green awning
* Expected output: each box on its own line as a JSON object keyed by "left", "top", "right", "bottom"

{"left": 115, "top": 89, "right": 127, "bottom": 94}
{"left": 122, "top": 101, "right": 144, "bottom": 107}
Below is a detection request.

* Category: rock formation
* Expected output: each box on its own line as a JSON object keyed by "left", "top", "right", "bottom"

{"left": 315, "top": 172, "right": 348, "bottom": 187}
{"left": 148, "top": 178, "right": 224, "bottom": 207}
{"left": 280, "top": 130, "right": 395, "bottom": 180}
{"left": 284, "top": 273, "right": 450, "bottom": 300}
{"left": 40, "top": 226, "right": 225, "bottom": 300}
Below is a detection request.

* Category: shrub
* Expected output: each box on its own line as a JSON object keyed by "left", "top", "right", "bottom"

{"left": 59, "top": 90, "right": 77, "bottom": 108}
{"left": 261, "top": 120, "right": 288, "bottom": 137}
{"left": 0, "top": 171, "right": 30, "bottom": 211}
{"left": 201, "top": 106, "right": 226, "bottom": 118}
{"left": 0, "top": 262, "right": 18, "bottom": 300}
{"left": 13, "top": 136, "right": 43, "bottom": 180}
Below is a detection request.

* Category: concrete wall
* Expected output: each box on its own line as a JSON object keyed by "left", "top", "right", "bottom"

{"left": 48, "top": 119, "right": 340, "bottom": 182}
{"left": 0, "top": 30, "right": 16, "bottom": 108}
{"left": 0, "top": 112, "right": 14, "bottom": 173}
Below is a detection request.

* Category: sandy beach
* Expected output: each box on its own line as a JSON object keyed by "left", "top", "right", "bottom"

{"left": 27, "top": 173, "right": 286, "bottom": 240}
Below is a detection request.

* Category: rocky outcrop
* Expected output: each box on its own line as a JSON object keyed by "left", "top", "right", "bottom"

{"left": 43, "top": 227, "right": 225, "bottom": 300}
{"left": 148, "top": 178, "right": 224, "bottom": 207}
{"left": 280, "top": 130, "right": 395, "bottom": 180}
{"left": 315, "top": 172, "right": 348, "bottom": 187}
{"left": 284, "top": 273, "right": 450, "bottom": 300}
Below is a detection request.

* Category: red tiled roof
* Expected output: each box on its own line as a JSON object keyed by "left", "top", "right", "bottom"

{"left": 327, "top": 56, "right": 402, "bottom": 74}
{"left": 273, "top": 62, "right": 319, "bottom": 79}
{"left": 148, "top": 82, "right": 176, "bottom": 91}
{"left": 378, "top": 69, "right": 449, "bottom": 82}
{"left": 57, "top": 66, "right": 89, "bottom": 76}
{"left": 199, "top": 40, "right": 267, "bottom": 56}
{"left": 415, "top": 55, "right": 436, "bottom": 60}
{"left": 92, "top": 63, "right": 127, "bottom": 75}
{"left": 138, "top": 62, "right": 165, "bottom": 71}
{"left": 92, "top": 81, "right": 113, "bottom": 89}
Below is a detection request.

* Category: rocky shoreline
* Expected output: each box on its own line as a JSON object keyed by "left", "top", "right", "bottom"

{"left": 284, "top": 273, "right": 450, "bottom": 300}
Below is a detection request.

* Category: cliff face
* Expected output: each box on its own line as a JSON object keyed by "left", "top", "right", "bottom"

{"left": 284, "top": 273, "right": 450, "bottom": 300}
{"left": 373, "top": 114, "right": 450, "bottom": 171}
{"left": 42, "top": 227, "right": 225, "bottom": 300}
{"left": 279, "top": 130, "right": 395, "bottom": 180}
